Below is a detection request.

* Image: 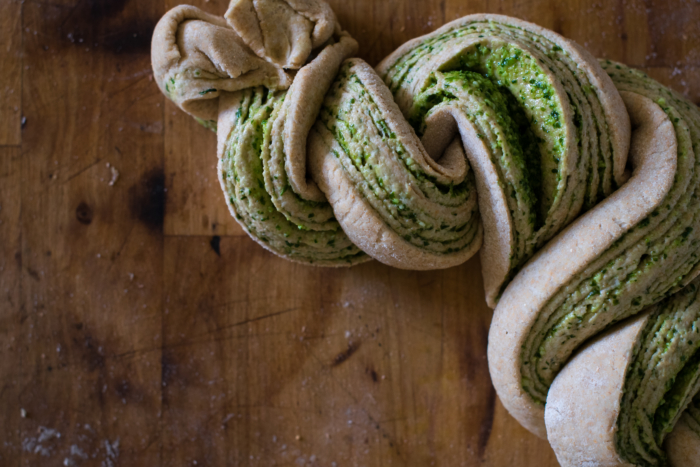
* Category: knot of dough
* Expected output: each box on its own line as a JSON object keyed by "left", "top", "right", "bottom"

{"left": 226, "top": 0, "right": 340, "bottom": 69}
{"left": 151, "top": 0, "right": 341, "bottom": 125}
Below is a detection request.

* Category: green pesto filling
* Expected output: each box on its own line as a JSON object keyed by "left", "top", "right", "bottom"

{"left": 410, "top": 69, "right": 545, "bottom": 288}
{"left": 655, "top": 349, "right": 700, "bottom": 433}
{"left": 441, "top": 43, "right": 566, "bottom": 215}
{"left": 397, "top": 41, "right": 565, "bottom": 226}
{"left": 384, "top": 22, "right": 610, "bottom": 202}
{"left": 194, "top": 117, "right": 217, "bottom": 132}
{"left": 317, "top": 63, "right": 480, "bottom": 254}
{"left": 410, "top": 70, "right": 542, "bottom": 227}
{"left": 616, "top": 281, "right": 700, "bottom": 466}
{"left": 220, "top": 87, "right": 366, "bottom": 265}
{"left": 262, "top": 95, "right": 341, "bottom": 231}
{"left": 520, "top": 62, "right": 700, "bottom": 407}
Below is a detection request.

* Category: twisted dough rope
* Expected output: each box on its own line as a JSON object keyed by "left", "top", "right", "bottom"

{"left": 151, "top": 0, "right": 700, "bottom": 464}
{"left": 546, "top": 277, "right": 700, "bottom": 466}
{"left": 488, "top": 59, "right": 700, "bottom": 445}
{"left": 539, "top": 67, "right": 700, "bottom": 465}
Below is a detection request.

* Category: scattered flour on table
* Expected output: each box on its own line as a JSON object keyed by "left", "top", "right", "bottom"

{"left": 21, "top": 423, "right": 120, "bottom": 467}
{"left": 22, "top": 426, "right": 61, "bottom": 457}
{"left": 106, "top": 162, "right": 120, "bottom": 186}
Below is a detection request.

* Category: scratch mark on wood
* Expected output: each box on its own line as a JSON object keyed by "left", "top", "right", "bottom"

{"left": 160, "top": 352, "right": 177, "bottom": 389}
{"left": 26, "top": 267, "right": 40, "bottom": 281}
{"left": 63, "top": 156, "right": 103, "bottom": 184}
{"left": 332, "top": 341, "right": 360, "bottom": 367}
{"left": 309, "top": 352, "right": 406, "bottom": 461}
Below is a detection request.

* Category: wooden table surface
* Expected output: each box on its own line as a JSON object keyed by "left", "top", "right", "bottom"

{"left": 2, "top": 0, "right": 699, "bottom": 465}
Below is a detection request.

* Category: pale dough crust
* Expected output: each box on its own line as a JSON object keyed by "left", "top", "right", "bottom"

{"left": 545, "top": 313, "right": 649, "bottom": 467}
{"left": 225, "top": 0, "right": 340, "bottom": 69}
{"left": 666, "top": 416, "right": 700, "bottom": 467}
{"left": 151, "top": 4, "right": 292, "bottom": 122}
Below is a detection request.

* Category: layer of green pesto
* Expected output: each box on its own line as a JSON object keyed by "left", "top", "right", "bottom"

{"left": 220, "top": 87, "right": 366, "bottom": 265}
{"left": 397, "top": 40, "right": 565, "bottom": 224}
{"left": 410, "top": 69, "right": 542, "bottom": 278}
{"left": 616, "top": 281, "right": 700, "bottom": 466}
{"left": 317, "top": 62, "right": 481, "bottom": 254}
{"left": 262, "top": 94, "right": 341, "bottom": 232}
{"left": 520, "top": 62, "right": 700, "bottom": 407}
{"left": 443, "top": 43, "right": 566, "bottom": 215}
{"left": 194, "top": 116, "right": 217, "bottom": 132}
{"left": 163, "top": 68, "right": 222, "bottom": 115}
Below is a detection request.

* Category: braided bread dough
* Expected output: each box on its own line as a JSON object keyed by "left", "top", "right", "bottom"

{"left": 152, "top": 1, "right": 700, "bottom": 463}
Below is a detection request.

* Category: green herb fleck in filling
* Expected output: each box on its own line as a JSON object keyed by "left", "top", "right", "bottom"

{"left": 616, "top": 280, "right": 700, "bottom": 466}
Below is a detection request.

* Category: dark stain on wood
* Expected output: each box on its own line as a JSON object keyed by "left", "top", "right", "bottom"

{"left": 98, "top": 21, "right": 155, "bottom": 56}
{"left": 366, "top": 366, "right": 378, "bottom": 382}
{"left": 76, "top": 202, "right": 93, "bottom": 225}
{"left": 116, "top": 380, "right": 130, "bottom": 399}
{"left": 332, "top": 341, "right": 360, "bottom": 367}
{"left": 161, "top": 352, "right": 177, "bottom": 388}
{"left": 44, "top": 0, "right": 156, "bottom": 55}
{"left": 477, "top": 385, "right": 497, "bottom": 459}
{"left": 77, "top": 334, "right": 106, "bottom": 373}
{"left": 459, "top": 322, "right": 490, "bottom": 384}
{"left": 210, "top": 235, "right": 221, "bottom": 257}
{"left": 89, "top": 0, "right": 130, "bottom": 19}
{"left": 129, "top": 168, "right": 166, "bottom": 231}
{"left": 551, "top": 18, "right": 562, "bottom": 35}
{"left": 26, "top": 267, "right": 40, "bottom": 281}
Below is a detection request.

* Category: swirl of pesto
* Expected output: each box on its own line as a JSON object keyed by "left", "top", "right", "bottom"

{"left": 375, "top": 14, "right": 630, "bottom": 304}
{"left": 546, "top": 278, "right": 700, "bottom": 467}
{"left": 308, "top": 59, "right": 482, "bottom": 270}
{"left": 489, "top": 65, "right": 700, "bottom": 438}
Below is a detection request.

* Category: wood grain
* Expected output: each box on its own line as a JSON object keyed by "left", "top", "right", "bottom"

{"left": 0, "top": 146, "right": 23, "bottom": 463}
{"left": 0, "top": 0, "right": 22, "bottom": 145}
{"left": 16, "top": 1, "right": 164, "bottom": 465}
{"left": 3, "top": 0, "right": 699, "bottom": 465}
